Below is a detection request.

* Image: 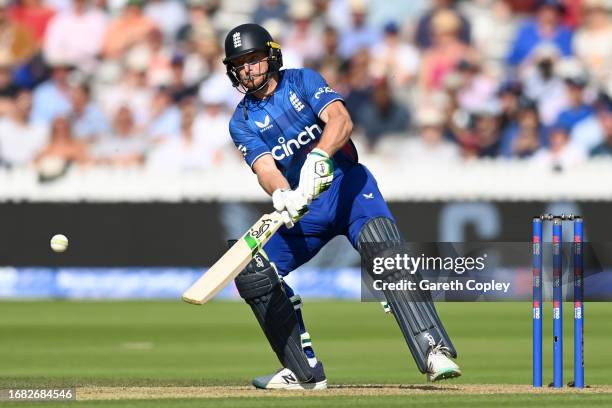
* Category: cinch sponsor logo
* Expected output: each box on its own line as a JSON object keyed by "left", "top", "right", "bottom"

{"left": 271, "top": 124, "right": 322, "bottom": 160}
{"left": 314, "top": 86, "right": 335, "bottom": 99}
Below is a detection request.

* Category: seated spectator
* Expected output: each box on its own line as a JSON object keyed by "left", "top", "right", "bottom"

{"left": 102, "top": 0, "right": 157, "bottom": 59}
{"left": 176, "top": 0, "right": 215, "bottom": 46}
{"left": 43, "top": 0, "right": 108, "bottom": 73}
{"left": 193, "top": 84, "right": 232, "bottom": 155}
{"left": 456, "top": 57, "right": 498, "bottom": 113}
{"left": 497, "top": 80, "right": 523, "bottom": 131}
{"left": 31, "top": 60, "right": 73, "bottom": 125}
{"left": 166, "top": 53, "right": 199, "bottom": 103}
{"left": 338, "top": 0, "right": 381, "bottom": 60}
{"left": 358, "top": 76, "right": 410, "bottom": 149}
{"left": 415, "top": 0, "right": 471, "bottom": 49}
{"left": 147, "top": 100, "right": 215, "bottom": 171}
{"left": 69, "top": 82, "right": 110, "bottom": 142}
{"left": 554, "top": 66, "right": 594, "bottom": 131}
{"left": 0, "top": 0, "right": 38, "bottom": 64}
{"left": 369, "top": 21, "right": 420, "bottom": 87}
{"left": 35, "top": 116, "right": 89, "bottom": 171}
{"left": 0, "top": 56, "right": 18, "bottom": 116}
{"left": 147, "top": 86, "right": 181, "bottom": 143}
{"left": 8, "top": 0, "right": 55, "bottom": 44}
{"left": 458, "top": 101, "right": 502, "bottom": 158}
{"left": 252, "top": 0, "right": 287, "bottom": 25}
{"left": 343, "top": 49, "right": 372, "bottom": 125}
{"left": 531, "top": 123, "right": 587, "bottom": 170}
{"left": 506, "top": 0, "right": 573, "bottom": 67}
{"left": 419, "top": 8, "right": 478, "bottom": 93}
{"left": 284, "top": 0, "right": 322, "bottom": 65}
{"left": 571, "top": 93, "right": 612, "bottom": 155}
{"left": 573, "top": 0, "right": 612, "bottom": 86}
{"left": 500, "top": 98, "right": 547, "bottom": 158}
{"left": 0, "top": 88, "right": 49, "bottom": 167}
{"left": 521, "top": 44, "right": 567, "bottom": 126}
{"left": 144, "top": 0, "right": 187, "bottom": 42}
{"left": 90, "top": 105, "right": 148, "bottom": 166}
{"left": 125, "top": 27, "right": 172, "bottom": 87}
{"left": 405, "top": 108, "right": 460, "bottom": 162}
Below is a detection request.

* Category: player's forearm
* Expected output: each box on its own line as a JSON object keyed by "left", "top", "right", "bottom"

{"left": 316, "top": 114, "right": 353, "bottom": 156}
{"left": 257, "top": 167, "right": 290, "bottom": 196}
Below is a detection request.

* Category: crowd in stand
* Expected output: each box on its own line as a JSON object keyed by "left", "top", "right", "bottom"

{"left": 0, "top": 0, "right": 611, "bottom": 178}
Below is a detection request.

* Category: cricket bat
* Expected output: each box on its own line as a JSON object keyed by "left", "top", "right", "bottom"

{"left": 182, "top": 211, "right": 284, "bottom": 305}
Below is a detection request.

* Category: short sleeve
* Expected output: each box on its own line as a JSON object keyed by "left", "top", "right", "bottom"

{"left": 229, "top": 117, "right": 271, "bottom": 169}
{"left": 299, "top": 68, "right": 344, "bottom": 118}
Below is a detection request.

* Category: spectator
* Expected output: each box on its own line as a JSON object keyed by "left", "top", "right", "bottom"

{"left": 358, "top": 77, "right": 410, "bottom": 149}
{"left": 419, "top": 8, "right": 478, "bottom": 93}
{"left": 500, "top": 97, "right": 547, "bottom": 158}
{"left": 369, "top": 21, "right": 420, "bottom": 87}
{"left": 497, "top": 80, "right": 523, "bottom": 131}
{"left": 337, "top": 0, "right": 381, "bottom": 60}
{"left": 30, "top": 60, "right": 73, "bottom": 124}
{"left": 589, "top": 99, "right": 612, "bottom": 157}
{"left": 90, "top": 105, "right": 148, "bottom": 166}
{"left": 0, "top": 55, "right": 18, "bottom": 116}
{"left": 8, "top": 0, "right": 55, "bottom": 43}
{"left": 284, "top": 0, "right": 323, "bottom": 64}
{"left": 343, "top": 49, "right": 372, "bottom": 126}
{"left": 147, "top": 86, "right": 181, "bottom": 143}
{"left": 521, "top": 44, "right": 567, "bottom": 126}
{"left": 555, "top": 64, "right": 594, "bottom": 131}
{"left": 415, "top": 0, "right": 471, "bottom": 49}
{"left": 176, "top": 0, "right": 215, "bottom": 45}
{"left": 69, "top": 82, "right": 110, "bottom": 142}
{"left": 507, "top": 0, "right": 573, "bottom": 67}
{"left": 166, "top": 53, "right": 199, "bottom": 103}
{"left": 531, "top": 123, "right": 587, "bottom": 170}
{"left": 35, "top": 116, "right": 89, "bottom": 170}
{"left": 144, "top": 0, "right": 187, "bottom": 42}
{"left": 102, "top": 0, "right": 157, "bottom": 59}
{"left": 575, "top": 91, "right": 612, "bottom": 153}
{"left": 126, "top": 27, "right": 172, "bottom": 87}
{"left": 0, "top": 0, "right": 38, "bottom": 64}
{"left": 98, "top": 63, "right": 153, "bottom": 128}
{"left": 252, "top": 0, "right": 287, "bottom": 25}
{"left": 455, "top": 57, "right": 498, "bottom": 113}
{"left": 193, "top": 84, "right": 232, "bottom": 157}
{"left": 573, "top": 0, "right": 612, "bottom": 86}
{"left": 405, "top": 107, "right": 460, "bottom": 162}
{"left": 147, "top": 100, "right": 215, "bottom": 171}
{"left": 43, "top": 0, "right": 108, "bottom": 73}
{"left": 0, "top": 88, "right": 49, "bottom": 167}
{"left": 458, "top": 101, "right": 502, "bottom": 158}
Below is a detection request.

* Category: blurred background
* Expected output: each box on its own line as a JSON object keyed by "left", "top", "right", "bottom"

{"left": 1, "top": 0, "right": 612, "bottom": 300}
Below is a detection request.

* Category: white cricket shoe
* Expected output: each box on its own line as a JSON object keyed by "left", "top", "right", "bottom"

{"left": 252, "top": 361, "right": 327, "bottom": 390}
{"left": 426, "top": 344, "right": 462, "bottom": 382}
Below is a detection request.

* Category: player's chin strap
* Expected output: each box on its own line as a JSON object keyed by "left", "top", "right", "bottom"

{"left": 358, "top": 217, "right": 458, "bottom": 374}
{"left": 230, "top": 241, "right": 314, "bottom": 382}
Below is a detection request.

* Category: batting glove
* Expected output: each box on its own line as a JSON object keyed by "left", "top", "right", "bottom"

{"left": 298, "top": 148, "right": 334, "bottom": 203}
{"left": 272, "top": 188, "right": 309, "bottom": 228}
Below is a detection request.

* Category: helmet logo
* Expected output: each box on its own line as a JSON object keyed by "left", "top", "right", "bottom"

{"left": 232, "top": 32, "right": 242, "bottom": 48}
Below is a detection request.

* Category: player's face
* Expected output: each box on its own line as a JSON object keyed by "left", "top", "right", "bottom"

{"left": 232, "top": 52, "right": 269, "bottom": 90}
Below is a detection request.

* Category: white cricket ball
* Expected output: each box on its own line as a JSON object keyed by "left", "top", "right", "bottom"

{"left": 50, "top": 234, "right": 69, "bottom": 253}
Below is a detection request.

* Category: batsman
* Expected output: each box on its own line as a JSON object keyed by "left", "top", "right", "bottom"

{"left": 223, "top": 23, "right": 461, "bottom": 390}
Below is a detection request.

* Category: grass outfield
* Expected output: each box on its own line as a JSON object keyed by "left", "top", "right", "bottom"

{"left": 0, "top": 300, "right": 610, "bottom": 406}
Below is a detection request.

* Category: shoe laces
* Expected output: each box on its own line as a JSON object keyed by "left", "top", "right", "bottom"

{"left": 430, "top": 342, "right": 452, "bottom": 358}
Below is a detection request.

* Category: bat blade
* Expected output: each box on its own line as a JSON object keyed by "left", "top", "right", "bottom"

{"left": 182, "top": 212, "right": 284, "bottom": 305}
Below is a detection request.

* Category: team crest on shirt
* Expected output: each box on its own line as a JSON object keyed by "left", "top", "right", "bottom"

{"left": 289, "top": 91, "right": 305, "bottom": 112}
